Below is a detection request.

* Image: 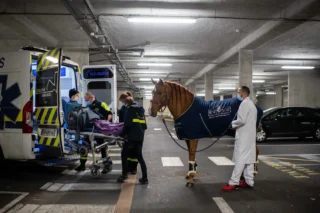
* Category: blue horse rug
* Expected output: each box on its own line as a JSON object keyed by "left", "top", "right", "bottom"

{"left": 174, "top": 97, "right": 263, "bottom": 140}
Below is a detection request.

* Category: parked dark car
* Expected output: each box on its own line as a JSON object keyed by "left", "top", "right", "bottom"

{"left": 256, "top": 107, "right": 320, "bottom": 142}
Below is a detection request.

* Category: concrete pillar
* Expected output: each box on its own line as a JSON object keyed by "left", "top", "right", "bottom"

{"left": 189, "top": 83, "right": 196, "bottom": 94}
{"left": 220, "top": 95, "right": 224, "bottom": 101}
{"left": 238, "top": 49, "right": 254, "bottom": 101}
{"left": 205, "top": 71, "right": 213, "bottom": 101}
{"left": 59, "top": 40, "right": 89, "bottom": 68}
{"left": 288, "top": 71, "right": 320, "bottom": 107}
{"left": 274, "top": 85, "right": 283, "bottom": 107}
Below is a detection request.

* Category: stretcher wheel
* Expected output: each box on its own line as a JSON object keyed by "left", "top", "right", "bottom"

{"left": 78, "top": 146, "right": 89, "bottom": 156}
{"left": 91, "top": 168, "right": 100, "bottom": 176}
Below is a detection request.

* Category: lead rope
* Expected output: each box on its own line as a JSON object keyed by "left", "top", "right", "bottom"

{"left": 161, "top": 112, "right": 238, "bottom": 153}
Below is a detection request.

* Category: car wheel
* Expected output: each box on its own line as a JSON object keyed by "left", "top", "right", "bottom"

{"left": 256, "top": 129, "right": 267, "bottom": 142}
{"left": 314, "top": 127, "right": 320, "bottom": 141}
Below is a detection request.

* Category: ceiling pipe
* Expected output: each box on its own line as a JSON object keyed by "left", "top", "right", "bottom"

{"left": 62, "top": 0, "right": 140, "bottom": 93}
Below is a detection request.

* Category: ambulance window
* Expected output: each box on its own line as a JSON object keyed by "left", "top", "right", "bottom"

{"left": 87, "top": 81, "right": 112, "bottom": 105}
{"left": 60, "top": 65, "right": 77, "bottom": 99}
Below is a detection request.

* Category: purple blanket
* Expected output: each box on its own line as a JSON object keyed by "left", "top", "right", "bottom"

{"left": 92, "top": 120, "right": 124, "bottom": 136}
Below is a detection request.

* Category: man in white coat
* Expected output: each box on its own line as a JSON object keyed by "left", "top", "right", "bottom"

{"left": 222, "top": 86, "right": 257, "bottom": 191}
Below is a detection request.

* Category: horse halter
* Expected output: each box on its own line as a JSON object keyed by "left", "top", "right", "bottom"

{"left": 150, "top": 86, "right": 169, "bottom": 113}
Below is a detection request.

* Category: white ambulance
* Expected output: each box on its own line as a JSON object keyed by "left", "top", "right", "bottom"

{"left": 0, "top": 47, "right": 118, "bottom": 163}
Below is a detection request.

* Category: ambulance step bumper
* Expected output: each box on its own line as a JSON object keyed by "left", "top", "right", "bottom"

{"left": 37, "top": 154, "right": 80, "bottom": 167}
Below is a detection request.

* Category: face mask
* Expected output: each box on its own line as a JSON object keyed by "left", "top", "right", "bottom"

{"left": 73, "top": 97, "right": 79, "bottom": 101}
{"left": 237, "top": 94, "right": 243, "bottom": 101}
{"left": 86, "top": 101, "right": 92, "bottom": 106}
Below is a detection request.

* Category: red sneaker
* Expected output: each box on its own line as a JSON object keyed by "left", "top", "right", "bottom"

{"left": 222, "top": 184, "right": 238, "bottom": 191}
{"left": 239, "top": 181, "right": 253, "bottom": 189}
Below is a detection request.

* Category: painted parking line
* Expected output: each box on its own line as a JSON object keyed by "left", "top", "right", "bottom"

{"left": 260, "top": 154, "right": 320, "bottom": 157}
{"left": 15, "top": 204, "right": 115, "bottom": 213}
{"left": 208, "top": 157, "right": 235, "bottom": 166}
{"left": 170, "top": 133, "right": 178, "bottom": 139}
{"left": 113, "top": 160, "right": 121, "bottom": 164}
{"left": 16, "top": 204, "right": 39, "bottom": 213}
{"left": 299, "top": 154, "right": 320, "bottom": 160}
{"left": 109, "top": 153, "right": 121, "bottom": 157}
{"left": 33, "top": 205, "right": 53, "bottom": 213}
{"left": 0, "top": 191, "right": 29, "bottom": 213}
{"left": 47, "top": 183, "right": 64, "bottom": 192}
{"left": 17, "top": 204, "right": 40, "bottom": 213}
{"left": 161, "top": 157, "right": 184, "bottom": 167}
{"left": 40, "top": 182, "right": 121, "bottom": 192}
{"left": 212, "top": 197, "right": 235, "bottom": 213}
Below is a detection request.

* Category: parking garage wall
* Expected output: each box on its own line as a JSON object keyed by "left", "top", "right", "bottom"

{"left": 257, "top": 95, "right": 276, "bottom": 110}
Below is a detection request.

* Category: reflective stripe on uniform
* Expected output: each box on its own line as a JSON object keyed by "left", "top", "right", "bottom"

{"left": 127, "top": 158, "right": 138, "bottom": 162}
{"left": 132, "top": 119, "right": 146, "bottom": 124}
{"left": 80, "top": 156, "right": 87, "bottom": 160}
{"left": 101, "top": 102, "right": 110, "bottom": 111}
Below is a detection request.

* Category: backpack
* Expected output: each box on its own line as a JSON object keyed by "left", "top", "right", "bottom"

{"left": 67, "top": 107, "right": 82, "bottom": 130}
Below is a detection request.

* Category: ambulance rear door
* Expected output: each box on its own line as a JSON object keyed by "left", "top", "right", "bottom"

{"left": 35, "top": 49, "right": 64, "bottom": 158}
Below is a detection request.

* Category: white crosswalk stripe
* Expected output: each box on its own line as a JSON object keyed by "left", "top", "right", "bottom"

{"left": 161, "top": 157, "right": 184, "bottom": 166}
{"left": 208, "top": 157, "right": 235, "bottom": 166}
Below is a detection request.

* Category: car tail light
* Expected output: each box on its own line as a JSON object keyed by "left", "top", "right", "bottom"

{"left": 23, "top": 101, "right": 33, "bottom": 133}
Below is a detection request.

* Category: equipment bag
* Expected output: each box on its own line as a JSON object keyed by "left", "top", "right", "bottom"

{"left": 67, "top": 107, "right": 83, "bottom": 130}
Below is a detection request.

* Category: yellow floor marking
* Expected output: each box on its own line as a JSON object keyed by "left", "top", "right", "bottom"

{"left": 114, "top": 175, "right": 136, "bottom": 213}
{"left": 262, "top": 156, "right": 320, "bottom": 163}
{"left": 262, "top": 160, "right": 319, "bottom": 179}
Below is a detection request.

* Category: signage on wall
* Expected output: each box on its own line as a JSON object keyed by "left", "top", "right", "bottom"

{"left": 83, "top": 68, "right": 114, "bottom": 79}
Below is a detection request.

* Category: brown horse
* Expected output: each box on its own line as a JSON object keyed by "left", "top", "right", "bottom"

{"left": 148, "top": 79, "right": 259, "bottom": 186}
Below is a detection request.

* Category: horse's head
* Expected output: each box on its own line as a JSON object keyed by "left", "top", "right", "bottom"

{"left": 148, "top": 78, "right": 170, "bottom": 117}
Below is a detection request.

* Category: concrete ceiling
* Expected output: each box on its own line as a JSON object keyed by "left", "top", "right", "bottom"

{"left": 1, "top": 0, "right": 320, "bottom": 96}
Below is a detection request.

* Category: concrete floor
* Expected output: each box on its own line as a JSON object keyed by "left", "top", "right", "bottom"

{"left": 1, "top": 117, "right": 320, "bottom": 213}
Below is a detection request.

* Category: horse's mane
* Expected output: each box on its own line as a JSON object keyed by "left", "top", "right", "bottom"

{"left": 164, "top": 81, "right": 194, "bottom": 118}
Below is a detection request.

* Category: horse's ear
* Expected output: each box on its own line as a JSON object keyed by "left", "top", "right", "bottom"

{"left": 151, "top": 78, "right": 157, "bottom": 85}
{"left": 159, "top": 78, "right": 164, "bottom": 85}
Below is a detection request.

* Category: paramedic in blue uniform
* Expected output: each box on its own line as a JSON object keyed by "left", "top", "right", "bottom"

{"left": 222, "top": 86, "right": 257, "bottom": 191}
{"left": 65, "top": 89, "right": 88, "bottom": 172}
{"left": 118, "top": 92, "right": 139, "bottom": 175}
{"left": 65, "top": 89, "right": 81, "bottom": 122}
{"left": 117, "top": 97, "right": 148, "bottom": 184}
{"left": 74, "top": 92, "right": 113, "bottom": 173}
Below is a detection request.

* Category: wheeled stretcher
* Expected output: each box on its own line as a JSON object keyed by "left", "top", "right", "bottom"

{"left": 64, "top": 128, "right": 123, "bottom": 176}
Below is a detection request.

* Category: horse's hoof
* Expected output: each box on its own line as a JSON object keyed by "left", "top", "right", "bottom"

{"left": 185, "top": 182, "right": 194, "bottom": 187}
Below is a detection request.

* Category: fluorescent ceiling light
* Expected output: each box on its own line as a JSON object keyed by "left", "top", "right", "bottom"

{"left": 140, "top": 86, "right": 155, "bottom": 89}
{"left": 196, "top": 93, "right": 205, "bottom": 96}
{"left": 129, "top": 71, "right": 169, "bottom": 74}
{"left": 252, "top": 80, "right": 265, "bottom": 83}
{"left": 213, "top": 90, "right": 219, "bottom": 94}
{"left": 139, "top": 78, "right": 159, "bottom": 81}
{"left": 128, "top": 17, "right": 196, "bottom": 24}
{"left": 46, "top": 56, "right": 58, "bottom": 63}
{"left": 218, "top": 87, "right": 236, "bottom": 90}
{"left": 137, "top": 63, "right": 172, "bottom": 67}
{"left": 281, "top": 66, "right": 315, "bottom": 70}
{"left": 266, "top": 92, "right": 276, "bottom": 95}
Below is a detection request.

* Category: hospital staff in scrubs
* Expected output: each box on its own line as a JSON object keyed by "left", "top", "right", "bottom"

{"left": 222, "top": 86, "right": 257, "bottom": 191}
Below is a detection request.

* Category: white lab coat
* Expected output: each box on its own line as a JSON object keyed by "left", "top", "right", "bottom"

{"left": 231, "top": 97, "right": 257, "bottom": 164}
